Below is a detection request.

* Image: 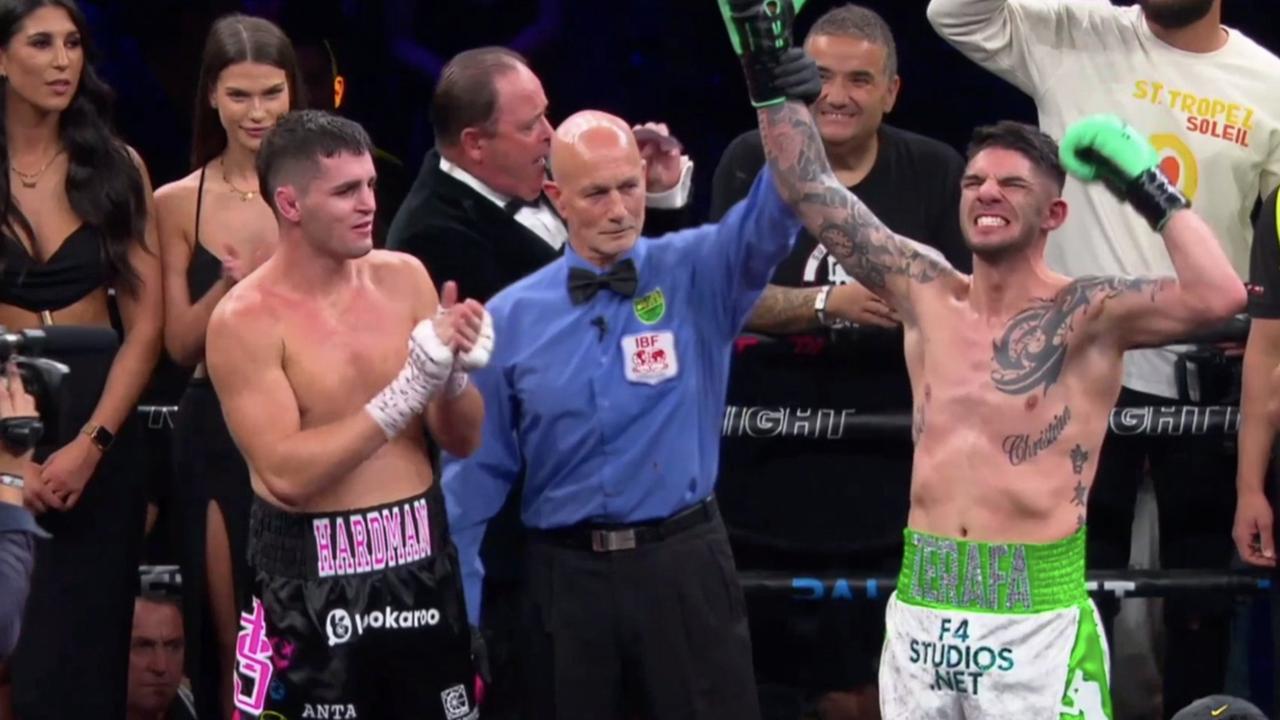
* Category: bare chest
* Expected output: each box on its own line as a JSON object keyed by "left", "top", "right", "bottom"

{"left": 278, "top": 293, "right": 416, "bottom": 424}
{"left": 909, "top": 308, "right": 1093, "bottom": 434}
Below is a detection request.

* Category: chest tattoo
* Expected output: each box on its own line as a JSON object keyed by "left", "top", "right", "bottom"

{"left": 990, "top": 276, "right": 1161, "bottom": 396}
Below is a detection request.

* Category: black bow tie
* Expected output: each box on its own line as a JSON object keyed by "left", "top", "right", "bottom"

{"left": 568, "top": 259, "right": 638, "bottom": 305}
{"left": 504, "top": 194, "right": 544, "bottom": 215}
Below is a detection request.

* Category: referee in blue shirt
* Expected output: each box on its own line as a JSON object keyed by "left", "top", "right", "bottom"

{"left": 442, "top": 96, "right": 815, "bottom": 715}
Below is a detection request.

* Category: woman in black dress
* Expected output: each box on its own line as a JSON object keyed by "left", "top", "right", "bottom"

{"left": 154, "top": 14, "right": 299, "bottom": 719}
{"left": 0, "top": 0, "right": 162, "bottom": 716}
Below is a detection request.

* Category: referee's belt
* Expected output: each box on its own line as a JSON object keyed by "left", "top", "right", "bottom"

{"left": 532, "top": 496, "right": 719, "bottom": 553}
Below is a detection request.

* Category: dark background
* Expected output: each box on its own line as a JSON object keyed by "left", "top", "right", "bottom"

{"left": 87, "top": 0, "right": 1280, "bottom": 222}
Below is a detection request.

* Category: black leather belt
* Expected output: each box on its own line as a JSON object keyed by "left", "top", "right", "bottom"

{"left": 533, "top": 496, "right": 718, "bottom": 553}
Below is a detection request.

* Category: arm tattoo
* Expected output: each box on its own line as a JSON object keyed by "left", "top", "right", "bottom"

{"left": 746, "top": 285, "right": 822, "bottom": 334}
{"left": 1001, "top": 406, "right": 1071, "bottom": 466}
{"left": 757, "top": 103, "right": 950, "bottom": 300}
{"left": 991, "top": 275, "right": 1167, "bottom": 396}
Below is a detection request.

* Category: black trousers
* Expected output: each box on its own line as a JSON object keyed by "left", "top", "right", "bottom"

{"left": 521, "top": 510, "right": 759, "bottom": 720}
{"left": 1086, "top": 387, "right": 1237, "bottom": 717}
{"left": 10, "top": 331, "right": 147, "bottom": 719}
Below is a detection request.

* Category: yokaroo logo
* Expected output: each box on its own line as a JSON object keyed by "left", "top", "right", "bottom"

{"left": 325, "top": 609, "right": 353, "bottom": 647}
{"left": 326, "top": 606, "right": 441, "bottom": 646}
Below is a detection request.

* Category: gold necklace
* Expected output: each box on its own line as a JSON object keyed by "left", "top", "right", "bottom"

{"left": 10, "top": 149, "right": 64, "bottom": 189}
{"left": 220, "top": 157, "right": 258, "bottom": 201}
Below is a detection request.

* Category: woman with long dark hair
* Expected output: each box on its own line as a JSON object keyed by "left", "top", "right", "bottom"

{"left": 154, "top": 13, "right": 299, "bottom": 719}
{"left": 0, "top": 0, "right": 162, "bottom": 716}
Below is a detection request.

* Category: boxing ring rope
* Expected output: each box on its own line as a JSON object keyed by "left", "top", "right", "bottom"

{"left": 136, "top": 316, "right": 1258, "bottom": 600}
{"left": 739, "top": 569, "right": 1272, "bottom": 602}
{"left": 134, "top": 404, "right": 1244, "bottom": 440}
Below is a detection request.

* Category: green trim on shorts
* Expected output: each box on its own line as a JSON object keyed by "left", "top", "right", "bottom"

{"left": 897, "top": 528, "right": 1088, "bottom": 614}
{"left": 1058, "top": 604, "right": 1113, "bottom": 719}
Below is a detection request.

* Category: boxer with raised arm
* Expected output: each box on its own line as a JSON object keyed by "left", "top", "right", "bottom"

{"left": 206, "top": 110, "right": 489, "bottom": 719}
{"left": 718, "top": 2, "right": 1246, "bottom": 716}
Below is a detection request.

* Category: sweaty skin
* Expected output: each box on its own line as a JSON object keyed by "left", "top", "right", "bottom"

{"left": 755, "top": 102, "right": 1243, "bottom": 543}
{"left": 208, "top": 152, "right": 484, "bottom": 512}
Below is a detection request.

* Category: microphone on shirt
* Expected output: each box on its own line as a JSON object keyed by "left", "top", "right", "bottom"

{"left": 590, "top": 316, "right": 608, "bottom": 342}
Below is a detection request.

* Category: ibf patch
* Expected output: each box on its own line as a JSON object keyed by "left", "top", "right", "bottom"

{"left": 632, "top": 288, "right": 666, "bottom": 324}
{"left": 621, "top": 331, "right": 678, "bottom": 385}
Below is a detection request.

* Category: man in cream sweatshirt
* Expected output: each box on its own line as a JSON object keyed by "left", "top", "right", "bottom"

{"left": 927, "top": 0, "right": 1280, "bottom": 714}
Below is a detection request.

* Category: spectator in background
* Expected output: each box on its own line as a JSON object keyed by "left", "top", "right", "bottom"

{"left": 928, "top": 0, "right": 1280, "bottom": 710}
{"left": 0, "top": 363, "right": 45, "bottom": 661}
{"left": 710, "top": 6, "right": 966, "bottom": 718}
{"left": 1237, "top": 184, "right": 1280, "bottom": 715}
{"left": 128, "top": 567, "right": 196, "bottom": 720}
{"left": 712, "top": 3, "right": 968, "bottom": 332}
{"left": 0, "top": 1, "right": 164, "bottom": 717}
{"left": 388, "top": 47, "right": 692, "bottom": 303}
{"left": 154, "top": 15, "right": 297, "bottom": 719}
{"left": 387, "top": 46, "right": 693, "bottom": 718}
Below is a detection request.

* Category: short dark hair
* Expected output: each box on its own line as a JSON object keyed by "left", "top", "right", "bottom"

{"left": 967, "top": 121, "right": 1066, "bottom": 193}
{"left": 430, "top": 47, "right": 528, "bottom": 148}
{"left": 805, "top": 4, "right": 898, "bottom": 78}
{"left": 255, "top": 109, "right": 373, "bottom": 211}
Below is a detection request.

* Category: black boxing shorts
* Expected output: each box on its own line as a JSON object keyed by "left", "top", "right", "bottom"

{"left": 232, "top": 485, "right": 478, "bottom": 720}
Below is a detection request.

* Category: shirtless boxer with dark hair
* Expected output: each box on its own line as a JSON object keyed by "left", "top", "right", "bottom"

{"left": 718, "top": 2, "right": 1246, "bottom": 717}
{"left": 206, "top": 109, "right": 490, "bottom": 719}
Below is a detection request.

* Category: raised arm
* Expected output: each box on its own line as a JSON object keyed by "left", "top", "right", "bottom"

{"left": 756, "top": 101, "right": 956, "bottom": 319}
{"left": 925, "top": 0, "right": 1079, "bottom": 95}
{"left": 716, "top": 0, "right": 957, "bottom": 320}
{"left": 1057, "top": 116, "right": 1245, "bottom": 349}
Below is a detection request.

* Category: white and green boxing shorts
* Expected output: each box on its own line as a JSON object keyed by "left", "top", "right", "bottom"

{"left": 879, "top": 528, "right": 1112, "bottom": 719}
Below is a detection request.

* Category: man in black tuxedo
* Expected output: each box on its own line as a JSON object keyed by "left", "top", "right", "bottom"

{"left": 387, "top": 46, "right": 693, "bottom": 305}
{"left": 386, "top": 46, "right": 694, "bottom": 719}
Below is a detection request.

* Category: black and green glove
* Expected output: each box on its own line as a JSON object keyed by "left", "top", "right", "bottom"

{"left": 1059, "top": 115, "right": 1190, "bottom": 232}
{"left": 717, "top": 0, "right": 816, "bottom": 107}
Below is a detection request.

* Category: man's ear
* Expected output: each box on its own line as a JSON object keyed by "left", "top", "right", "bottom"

{"left": 275, "top": 184, "right": 302, "bottom": 223}
{"left": 459, "top": 127, "right": 487, "bottom": 164}
{"left": 1043, "top": 196, "right": 1068, "bottom": 233}
{"left": 544, "top": 179, "right": 565, "bottom": 217}
{"left": 884, "top": 74, "right": 902, "bottom": 114}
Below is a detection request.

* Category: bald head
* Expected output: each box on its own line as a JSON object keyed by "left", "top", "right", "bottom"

{"left": 545, "top": 111, "right": 647, "bottom": 268}
{"left": 550, "top": 111, "right": 641, "bottom": 187}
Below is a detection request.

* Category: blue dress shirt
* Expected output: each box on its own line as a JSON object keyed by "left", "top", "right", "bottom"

{"left": 1, "top": 502, "right": 47, "bottom": 659}
{"left": 443, "top": 166, "right": 799, "bottom": 624}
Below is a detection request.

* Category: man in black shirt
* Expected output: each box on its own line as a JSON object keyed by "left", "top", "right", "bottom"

{"left": 710, "top": 6, "right": 968, "bottom": 333}
{"left": 710, "top": 5, "right": 968, "bottom": 718}
{"left": 1237, "top": 186, "right": 1279, "bottom": 715}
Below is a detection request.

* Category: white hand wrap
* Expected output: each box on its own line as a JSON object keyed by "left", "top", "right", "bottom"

{"left": 364, "top": 320, "right": 455, "bottom": 439}
{"left": 456, "top": 308, "right": 494, "bottom": 371}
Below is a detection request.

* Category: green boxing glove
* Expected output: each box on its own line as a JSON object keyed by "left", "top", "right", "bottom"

{"left": 717, "top": 0, "right": 809, "bottom": 108}
{"left": 1059, "top": 115, "right": 1189, "bottom": 232}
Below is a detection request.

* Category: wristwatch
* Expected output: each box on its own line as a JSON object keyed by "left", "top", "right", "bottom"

{"left": 813, "top": 285, "right": 851, "bottom": 329}
{"left": 82, "top": 423, "right": 115, "bottom": 452}
{"left": 0, "top": 473, "right": 23, "bottom": 490}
